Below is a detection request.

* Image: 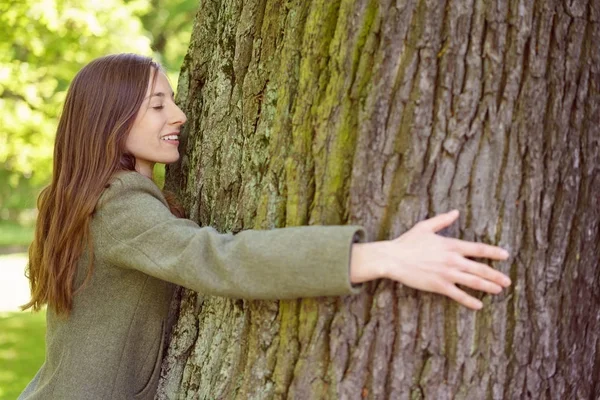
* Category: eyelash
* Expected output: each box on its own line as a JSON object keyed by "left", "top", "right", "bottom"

{"left": 152, "top": 105, "right": 164, "bottom": 110}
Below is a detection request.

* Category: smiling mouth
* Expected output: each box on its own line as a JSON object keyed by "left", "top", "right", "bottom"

{"left": 161, "top": 134, "right": 179, "bottom": 141}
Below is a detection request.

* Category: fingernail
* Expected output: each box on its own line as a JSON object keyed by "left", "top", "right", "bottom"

{"left": 502, "top": 249, "right": 510, "bottom": 258}
{"left": 503, "top": 277, "right": 512, "bottom": 286}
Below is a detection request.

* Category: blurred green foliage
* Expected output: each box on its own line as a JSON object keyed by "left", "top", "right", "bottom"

{"left": 0, "top": 220, "right": 35, "bottom": 248}
{"left": 0, "top": 0, "right": 197, "bottom": 222}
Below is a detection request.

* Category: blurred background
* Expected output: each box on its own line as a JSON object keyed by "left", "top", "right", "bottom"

{"left": 0, "top": 0, "right": 198, "bottom": 397}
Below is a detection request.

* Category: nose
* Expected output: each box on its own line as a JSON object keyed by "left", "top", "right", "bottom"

{"left": 170, "top": 103, "right": 187, "bottom": 126}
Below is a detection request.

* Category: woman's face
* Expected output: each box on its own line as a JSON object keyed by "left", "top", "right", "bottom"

{"left": 125, "top": 70, "right": 187, "bottom": 178}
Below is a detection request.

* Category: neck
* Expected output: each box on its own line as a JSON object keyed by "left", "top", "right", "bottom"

{"left": 135, "top": 161, "right": 154, "bottom": 179}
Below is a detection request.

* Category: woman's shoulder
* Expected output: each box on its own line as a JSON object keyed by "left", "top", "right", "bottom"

{"left": 110, "top": 170, "right": 156, "bottom": 188}
{"left": 96, "top": 170, "right": 167, "bottom": 211}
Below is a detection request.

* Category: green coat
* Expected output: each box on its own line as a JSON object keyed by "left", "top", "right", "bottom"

{"left": 20, "top": 171, "right": 364, "bottom": 399}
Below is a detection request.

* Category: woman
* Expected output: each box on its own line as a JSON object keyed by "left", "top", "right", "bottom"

{"left": 20, "top": 53, "right": 511, "bottom": 399}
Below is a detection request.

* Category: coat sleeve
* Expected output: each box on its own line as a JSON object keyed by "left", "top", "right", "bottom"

{"left": 94, "top": 172, "right": 365, "bottom": 300}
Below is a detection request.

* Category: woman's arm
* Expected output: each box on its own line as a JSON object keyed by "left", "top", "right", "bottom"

{"left": 96, "top": 172, "right": 363, "bottom": 299}
{"left": 349, "top": 210, "right": 511, "bottom": 310}
{"left": 97, "top": 172, "right": 510, "bottom": 307}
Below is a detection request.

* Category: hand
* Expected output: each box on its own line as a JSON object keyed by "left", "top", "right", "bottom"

{"left": 350, "top": 210, "right": 512, "bottom": 310}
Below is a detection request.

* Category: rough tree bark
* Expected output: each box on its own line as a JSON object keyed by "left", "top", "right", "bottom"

{"left": 157, "top": 0, "right": 600, "bottom": 398}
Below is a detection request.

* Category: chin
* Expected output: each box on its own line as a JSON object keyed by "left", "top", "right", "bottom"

{"left": 164, "top": 155, "right": 180, "bottom": 164}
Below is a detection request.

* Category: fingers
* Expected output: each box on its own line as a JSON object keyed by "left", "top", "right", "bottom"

{"left": 442, "top": 254, "right": 511, "bottom": 310}
{"left": 441, "top": 284, "right": 483, "bottom": 310}
{"left": 449, "top": 270, "right": 503, "bottom": 294}
{"left": 454, "top": 256, "right": 511, "bottom": 287}
{"left": 446, "top": 238, "right": 509, "bottom": 261}
{"left": 414, "top": 210, "right": 459, "bottom": 233}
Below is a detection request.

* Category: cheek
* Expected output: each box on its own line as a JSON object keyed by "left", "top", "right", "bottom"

{"left": 124, "top": 129, "right": 150, "bottom": 156}
{"left": 124, "top": 131, "right": 138, "bottom": 154}
{"left": 124, "top": 114, "right": 167, "bottom": 153}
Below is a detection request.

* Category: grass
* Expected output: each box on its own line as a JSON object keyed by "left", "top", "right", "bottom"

{"left": 0, "top": 310, "right": 46, "bottom": 400}
{"left": 0, "top": 252, "right": 45, "bottom": 399}
{"left": 0, "top": 221, "right": 34, "bottom": 249}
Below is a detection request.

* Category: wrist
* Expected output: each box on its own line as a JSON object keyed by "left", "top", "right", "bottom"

{"left": 350, "top": 241, "right": 390, "bottom": 284}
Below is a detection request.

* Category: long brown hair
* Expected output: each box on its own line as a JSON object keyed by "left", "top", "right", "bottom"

{"left": 23, "top": 54, "right": 171, "bottom": 316}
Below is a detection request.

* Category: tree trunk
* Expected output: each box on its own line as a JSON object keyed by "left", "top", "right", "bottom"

{"left": 158, "top": 0, "right": 600, "bottom": 398}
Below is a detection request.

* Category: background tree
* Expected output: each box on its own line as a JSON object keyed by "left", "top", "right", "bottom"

{"left": 159, "top": 0, "right": 599, "bottom": 398}
{"left": 0, "top": 0, "right": 149, "bottom": 221}
{"left": 136, "top": 0, "right": 199, "bottom": 70}
{"left": 0, "top": 0, "right": 196, "bottom": 223}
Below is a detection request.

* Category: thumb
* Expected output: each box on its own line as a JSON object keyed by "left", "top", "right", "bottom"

{"left": 415, "top": 210, "right": 459, "bottom": 232}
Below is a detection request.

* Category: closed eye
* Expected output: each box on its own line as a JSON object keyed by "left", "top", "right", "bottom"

{"left": 152, "top": 105, "right": 164, "bottom": 110}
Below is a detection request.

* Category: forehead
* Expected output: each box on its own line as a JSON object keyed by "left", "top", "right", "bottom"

{"left": 146, "top": 71, "right": 173, "bottom": 97}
